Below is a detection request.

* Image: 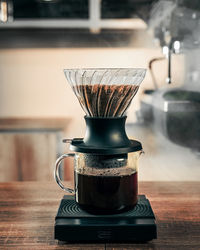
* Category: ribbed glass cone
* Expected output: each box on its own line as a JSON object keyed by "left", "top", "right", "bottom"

{"left": 64, "top": 68, "right": 146, "bottom": 117}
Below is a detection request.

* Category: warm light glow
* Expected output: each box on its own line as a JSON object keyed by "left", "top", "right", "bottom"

{"left": 0, "top": 1, "right": 8, "bottom": 22}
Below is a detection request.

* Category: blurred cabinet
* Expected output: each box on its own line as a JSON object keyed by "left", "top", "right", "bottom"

{"left": 0, "top": 118, "right": 70, "bottom": 182}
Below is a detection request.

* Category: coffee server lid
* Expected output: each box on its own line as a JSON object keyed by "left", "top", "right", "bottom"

{"left": 64, "top": 138, "right": 142, "bottom": 154}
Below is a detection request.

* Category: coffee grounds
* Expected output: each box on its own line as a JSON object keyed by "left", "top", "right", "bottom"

{"left": 72, "top": 84, "right": 139, "bottom": 117}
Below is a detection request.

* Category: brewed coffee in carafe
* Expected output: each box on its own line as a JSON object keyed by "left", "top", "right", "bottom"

{"left": 55, "top": 68, "right": 146, "bottom": 214}
{"left": 74, "top": 152, "right": 141, "bottom": 213}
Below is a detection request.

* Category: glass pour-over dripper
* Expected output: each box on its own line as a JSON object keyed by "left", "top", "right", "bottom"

{"left": 64, "top": 68, "right": 146, "bottom": 117}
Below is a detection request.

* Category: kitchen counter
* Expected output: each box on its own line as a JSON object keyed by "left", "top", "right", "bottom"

{"left": 0, "top": 181, "right": 199, "bottom": 249}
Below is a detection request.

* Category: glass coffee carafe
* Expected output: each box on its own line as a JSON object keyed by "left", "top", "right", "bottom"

{"left": 54, "top": 68, "right": 146, "bottom": 214}
{"left": 55, "top": 138, "right": 143, "bottom": 214}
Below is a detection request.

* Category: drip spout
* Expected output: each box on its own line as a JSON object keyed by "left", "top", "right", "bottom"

{"left": 166, "top": 48, "right": 172, "bottom": 84}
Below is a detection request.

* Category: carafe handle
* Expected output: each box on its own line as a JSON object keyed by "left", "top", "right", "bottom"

{"left": 54, "top": 153, "right": 75, "bottom": 194}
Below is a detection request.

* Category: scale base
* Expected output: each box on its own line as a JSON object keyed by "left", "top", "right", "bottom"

{"left": 55, "top": 195, "right": 157, "bottom": 242}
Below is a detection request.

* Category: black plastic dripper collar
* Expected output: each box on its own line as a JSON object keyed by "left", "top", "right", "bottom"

{"left": 69, "top": 116, "right": 142, "bottom": 154}
{"left": 84, "top": 116, "right": 130, "bottom": 147}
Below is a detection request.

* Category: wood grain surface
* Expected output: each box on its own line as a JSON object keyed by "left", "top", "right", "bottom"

{"left": 0, "top": 118, "right": 70, "bottom": 182}
{"left": 0, "top": 118, "right": 71, "bottom": 130}
{"left": 0, "top": 181, "right": 199, "bottom": 250}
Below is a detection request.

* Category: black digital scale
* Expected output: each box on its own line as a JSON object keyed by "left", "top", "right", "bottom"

{"left": 55, "top": 195, "right": 157, "bottom": 242}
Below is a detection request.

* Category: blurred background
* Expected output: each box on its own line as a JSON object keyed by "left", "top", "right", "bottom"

{"left": 0, "top": 0, "right": 199, "bottom": 182}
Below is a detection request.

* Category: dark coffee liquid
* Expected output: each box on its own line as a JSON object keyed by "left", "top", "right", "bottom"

{"left": 75, "top": 171, "right": 138, "bottom": 214}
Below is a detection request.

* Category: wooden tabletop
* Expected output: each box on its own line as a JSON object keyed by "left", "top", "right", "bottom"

{"left": 0, "top": 181, "right": 199, "bottom": 250}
